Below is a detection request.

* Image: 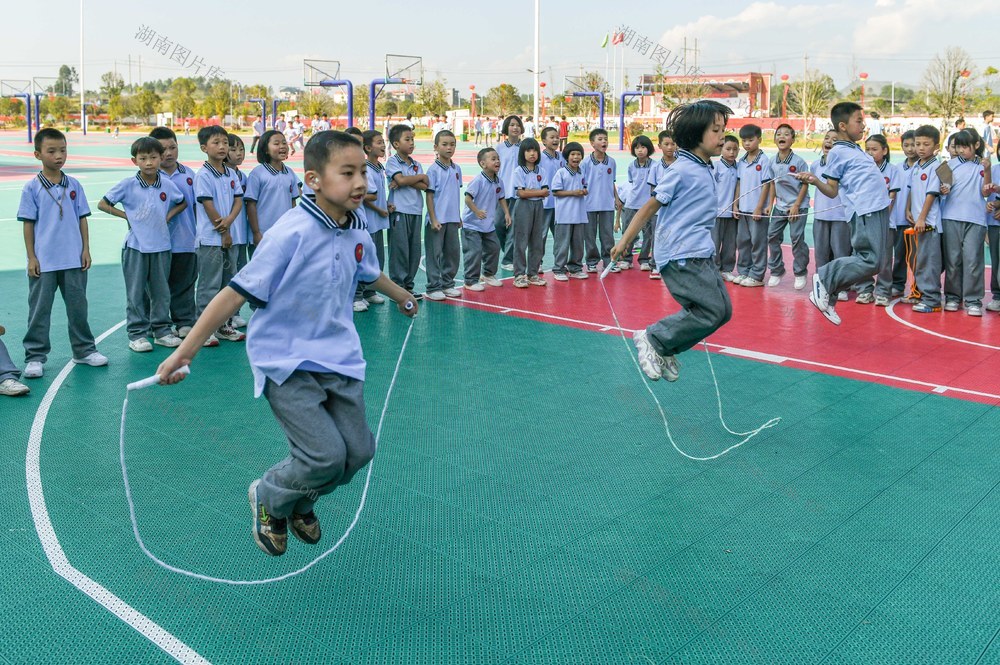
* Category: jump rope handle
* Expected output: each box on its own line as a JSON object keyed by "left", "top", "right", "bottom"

{"left": 600, "top": 263, "right": 615, "bottom": 280}
{"left": 127, "top": 366, "right": 190, "bottom": 392}
{"left": 405, "top": 300, "right": 415, "bottom": 311}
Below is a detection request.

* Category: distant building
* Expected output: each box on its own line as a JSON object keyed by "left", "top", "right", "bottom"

{"left": 638, "top": 72, "right": 772, "bottom": 118}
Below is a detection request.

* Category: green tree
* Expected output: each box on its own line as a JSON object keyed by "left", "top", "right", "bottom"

{"left": 203, "top": 81, "right": 232, "bottom": 118}
{"left": 484, "top": 83, "right": 522, "bottom": 117}
{"left": 791, "top": 70, "right": 836, "bottom": 128}
{"left": 131, "top": 88, "right": 161, "bottom": 119}
{"left": 300, "top": 90, "right": 336, "bottom": 119}
{"left": 414, "top": 79, "right": 450, "bottom": 116}
{"left": 922, "top": 47, "right": 974, "bottom": 122}
{"left": 100, "top": 71, "right": 126, "bottom": 123}
{"left": 45, "top": 95, "right": 73, "bottom": 123}
{"left": 55, "top": 64, "right": 78, "bottom": 96}
{"left": 170, "top": 78, "right": 197, "bottom": 119}
{"left": 352, "top": 85, "right": 370, "bottom": 127}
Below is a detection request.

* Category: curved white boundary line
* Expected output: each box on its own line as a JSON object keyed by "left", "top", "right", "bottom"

{"left": 26, "top": 320, "right": 210, "bottom": 665}
{"left": 885, "top": 299, "right": 1000, "bottom": 351}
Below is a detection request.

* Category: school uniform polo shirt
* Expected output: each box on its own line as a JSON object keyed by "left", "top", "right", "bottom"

{"left": 194, "top": 161, "right": 242, "bottom": 247}
{"left": 103, "top": 172, "right": 183, "bottom": 253}
{"left": 462, "top": 171, "right": 504, "bottom": 232}
{"left": 513, "top": 165, "right": 547, "bottom": 195}
{"left": 425, "top": 158, "right": 463, "bottom": 224}
{"left": 652, "top": 150, "right": 717, "bottom": 265}
{"left": 17, "top": 172, "right": 91, "bottom": 272}
{"left": 771, "top": 151, "right": 810, "bottom": 211}
{"left": 230, "top": 195, "right": 380, "bottom": 398}
{"left": 647, "top": 158, "right": 673, "bottom": 191}
{"left": 713, "top": 158, "right": 739, "bottom": 219}
{"left": 365, "top": 160, "right": 390, "bottom": 233}
{"left": 891, "top": 162, "right": 914, "bottom": 227}
{"left": 550, "top": 166, "right": 588, "bottom": 225}
{"left": 495, "top": 140, "right": 522, "bottom": 198}
{"left": 736, "top": 151, "right": 774, "bottom": 214}
{"left": 822, "top": 140, "right": 890, "bottom": 219}
{"left": 582, "top": 153, "right": 617, "bottom": 212}
{"left": 245, "top": 162, "right": 300, "bottom": 236}
{"left": 940, "top": 157, "right": 987, "bottom": 225}
{"left": 540, "top": 150, "right": 566, "bottom": 210}
{"left": 385, "top": 154, "right": 424, "bottom": 215}
{"left": 988, "top": 164, "right": 1000, "bottom": 227}
{"left": 907, "top": 157, "right": 943, "bottom": 233}
{"left": 811, "top": 158, "right": 847, "bottom": 222}
{"left": 625, "top": 159, "right": 654, "bottom": 210}
{"left": 161, "top": 163, "right": 198, "bottom": 253}
{"left": 229, "top": 168, "right": 249, "bottom": 245}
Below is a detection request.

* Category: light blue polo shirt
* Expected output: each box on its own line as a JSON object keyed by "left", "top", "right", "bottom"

{"left": 245, "top": 162, "right": 300, "bottom": 237}
{"left": 495, "top": 140, "right": 521, "bottom": 198}
{"left": 229, "top": 195, "right": 381, "bottom": 398}
{"left": 771, "top": 151, "right": 810, "bottom": 210}
{"left": 582, "top": 153, "right": 617, "bottom": 212}
{"left": 229, "top": 168, "right": 249, "bottom": 245}
{"left": 195, "top": 161, "right": 242, "bottom": 247}
{"left": 103, "top": 172, "right": 183, "bottom": 253}
{"left": 941, "top": 157, "right": 987, "bottom": 225}
{"left": 540, "top": 149, "right": 565, "bottom": 210}
{"left": 652, "top": 150, "right": 717, "bottom": 265}
{"left": 907, "top": 157, "right": 942, "bottom": 233}
{"left": 513, "top": 165, "right": 547, "bottom": 194}
{"left": 385, "top": 154, "right": 424, "bottom": 215}
{"left": 161, "top": 163, "right": 198, "bottom": 253}
{"left": 822, "top": 140, "right": 890, "bottom": 219}
{"left": 988, "top": 163, "right": 1000, "bottom": 227}
{"left": 425, "top": 158, "right": 463, "bottom": 224}
{"left": 462, "top": 171, "right": 504, "bottom": 232}
{"left": 811, "top": 157, "right": 847, "bottom": 222}
{"left": 647, "top": 157, "right": 673, "bottom": 191}
{"left": 713, "top": 158, "right": 739, "bottom": 219}
{"left": 17, "top": 172, "right": 91, "bottom": 273}
{"left": 365, "top": 160, "right": 389, "bottom": 233}
{"left": 550, "top": 166, "right": 588, "bottom": 225}
{"left": 876, "top": 160, "right": 904, "bottom": 227}
{"left": 737, "top": 151, "right": 774, "bottom": 214}
{"left": 891, "top": 161, "right": 914, "bottom": 227}
{"left": 625, "top": 159, "right": 654, "bottom": 210}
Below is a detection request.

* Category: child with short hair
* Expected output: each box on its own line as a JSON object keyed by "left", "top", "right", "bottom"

{"left": 641, "top": 130, "right": 677, "bottom": 278}
{"left": 539, "top": 126, "right": 565, "bottom": 260}
{"left": 903, "top": 125, "right": 944, "bottom": 313}
{"left": 150, "top": 126, "right": 199, "bottom": 338}
{"left": 18, "top": 128, "right": 108, "bottom": 378}
{"left": 551, "top": 142, "right": 590, "bottom": 281}
{"left": 611, "top": 101, "right": 734, "bottom": 382}
{"left": 864, "top": 134, "right": 904, "bottom": 306}
{"left": 811, "top": 130, "right": 852, "bottom": 301}
{"left": 734, "top": 124, "right": 773, "bottom": 287}
{"left": 462, "top": 147, "right": 510, "bottom": 290}
{"left": 511, "top": 137, "right": 549, "bottom": 287}
{"left": 618, "top": 134, "right": 655, "bottom": 270}
{"left": 98, "top": 137, "right": 186, "bottom": 352}
{"left": 889, "top": 131, "right": 919, "bottom": 303}
{"left": 156, "top": 130, "right": 419, "bottom": 557}
{"left": 986, "top": 142, "right": 1000, "bottom": 312}
{"left": 226, "top": 134, "right": 251, "bottom": 328}
{"left": 495, "top": 115, "right": 524, "bottom": 269}
{"left": 795, "top": 103, "right": 892, "bottom": 325}
{"left": 582, "top": 128, "right": 622, "bottom": 273}
{"left": 713, "top": 135, "right": 740, "bottom": 279}
{"left": 245, "top": 129, "right": 300, "bottom": 251}
{"left": 424, "top": 130, "right": 463, "bottom": 300}
{"left": 355, "top": 129, "right": 391, "bottom": 310}
{"left": 385, "top": 124, "right": 429, "bottom": 295}
{"left": 194, "top": 125, "right": 245, "bottom": 345}
{"left": 766, "top": 124, "right": 810, "bottom": 289}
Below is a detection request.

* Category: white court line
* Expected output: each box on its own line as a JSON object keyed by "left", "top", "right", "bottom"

{"left": 26, "top": 320, "right": 210, "bottom": 665}
{"left": 884, "top": 299, "right": 1000, "bottom": 351}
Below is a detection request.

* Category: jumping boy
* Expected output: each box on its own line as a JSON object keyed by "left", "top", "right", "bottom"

{"left": 424, "top": 130, "right": 463, "bottom": 300}
{"left": 766, "top": 124, "right": 810, "bottom": 289}
{"left": 582, "top": 128, "right": 621, "bottom": 273}
{"left": 734, "top": 124, "right": 773, "bottom": 287}
{"left": 461, "top": 147, "right": 509, "bottom": 290}
{"left": 386, "top": 124, "right": 429, "bottom": 296}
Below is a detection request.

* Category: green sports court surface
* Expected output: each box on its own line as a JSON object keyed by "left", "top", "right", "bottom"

{"left": 2, "top": 131, "right": 1000, "bottom": 664}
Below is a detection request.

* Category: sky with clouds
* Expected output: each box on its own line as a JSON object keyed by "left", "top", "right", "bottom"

{"left": 3, "top": 0, "right": 997, "bottom": 96}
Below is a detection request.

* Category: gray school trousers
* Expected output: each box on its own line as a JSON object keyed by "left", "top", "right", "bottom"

{"left": 913, "top": 229, "right": 943, "bottom": 308}
{"left": 388, "top": 212, "right": 422, "bottom": 292}
{"left": 988, "top": 226, "right": 1000, "bottom": 302}
{"left": 736, "top": 212, "right": 768, "bottom": 279}
{"left": 462, "top": 228, "right": 500, "bottom": 284}
{"left": 874, "top": 227, "right": 909, "bottom": 298}
{"left": 812, "top": 220, "right": 852, "bottom": 270}
{"left": 424, "top": 222, "right": 461, "bottom": 292}
{"left": 168, "top": 251, "right": 198, "bottom": 330}
{"left": 767, "top": 208, "right": 809, "bottom": 277}
{"left": 493, "top": 198, "right": 516, "bottom": 265}
{"left": 196, "top": 244, "right": 238, "bottom": 317}
{"left": 647, "top": 257, "right": 733, "bottom": 357}
{"left": 818, "top": 208, "right": 889, "bottom": 306}
{"left": 541, "top": 207, "right": 555, "bottom": 258}
{"left": 23, "top": 268, "right": 98, "bottom": 364}
{"left": 0, "top": 338, "right": 21, "bottom": 382}
{"left": 585, "top": 210, "right": 615, "bottom": 268}
{"left": 512, "top": 198, "right": 547, "bottom": 277}
{"left": 356, "top": 230, "right": 386, "bottom": 300}
{"left": 259, "top": 371, "right": 376, "bottom": 519}
{"left": 943, "top": 220, "right": 987, "bottom": 307}
{"left": 713, "top": 217, "right": 737, "bottom": 273}
{"left": 122, "top": 248, "right": 172, "bottom": 341}
{"left": 553, "top": 223, "right": 586, "bottom": 274}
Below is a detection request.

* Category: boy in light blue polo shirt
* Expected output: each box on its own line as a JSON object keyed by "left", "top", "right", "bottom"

{"left": 734, "top": 124, "right": 773, "bottom": 287}
{"left": 713, "top": 135, "right": 740, "bottom": 279}
{"left": 766, "top": 124, "right": 811, "bottom": 289}
{"left": 620, "top": 134, "right": 655, "bottom": 269}
{"left": 424, "top": 130, "right": 464, "bottom": 300}
{"left": 386, "top": 124, "right": 429, "bottom": 295}
{"left": 156, "top": 131, "right": 418, "bottom": 557}
{"left": 582, "top": 128, "right": 622, "bottom": 273}
{"left": 612, "top": 101, "right": 735, "bottom": 383}
{"left": 494, "top": 115, "right": 524, "bottom": 269}
{"left": 99, "top": 137, "right": 186, "bottom": 352}
{"left": 905, "top": 126, "right": 944, "bottom": 312}
{"left": 462, "top": 147, "right": 510, "bottom": 290}
{"left": 551, "top": 142, "right": 590, "bottom": 280}
{"left": 539, "top": 126, "right": 565, "bottom": 259}
{"left": 18, "top": 128, "right": 107, "bottom": 379}
{"left": 355, "top": 129, "right": 391, "bottom": 310}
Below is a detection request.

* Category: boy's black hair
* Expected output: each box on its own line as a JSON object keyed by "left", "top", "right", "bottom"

{"left": 900, "top": 130, "right": 916, "bottom": 143}
{"left": 434, "top": 129, "right": 456, "bottom": 145}
{"left": 303, "top": 130, "right": 363, "bottom": 173}
{"left": 830, "top": 102, "right": 862, "bottom": 131}
{"left": 34, "top": 127, "right": 66, "bottom": 152}
{"left": 630, "top": 134, "right": 655, "bottom": 157}
{"left": 667, "top": 100, "right": 732, "bottom": 151}
{"left": 197, "top": 125, "right": 228, "bottom": 146}
{"left": 388, "top": 123, "right": 412, "bottom": 147}
{"left": 131, "top": 136, "right": 164, "bottom": 157}
{"left": 589, "top": 127, "right": 608, "bottom": 142}
{"left": 865, "top": 133, "right": 891, "bottom": 162}
{"left": 361, "top": 129, "right": 381, "bottom": 152}
{"left": 984, "top": 110, "right": 995, "bottom": 119}
{"left": 914, "top": 125, "right": 941, "bottom": 144}
{"left": 256, "top": 129, "right": 283, "bottom": 164}
{"left": 149, "top": 126, "right": 177, "bottom": 142}
{"left": 562, "top": 141, "right": 584, "bottom": 162}
{"left": 501, "top": 115, "right": 523, "bottom": 136}
{"left": 774, "top": 122, "right": 796, "bottom": 139}
{"left": 723, "top": 134, "right": 740, "bottom": 145}
{"left": 476, "top": 147, "right": 498, "bottom": 166}
{"left": 657, "top": 129, "right": 673, "bottom": 143}
{"left": 956, "top": 117, "right": 966, "bottom": 126}
{"left": 517, "top": 138, "right": 542, "bottom": 167}
{"left": 344, "top": 126, "right": 364, "bottom": 143}
{"left": 227, "top": 133, "right": 244, "bottom": 148}
{"left": 540, "top": 126, "right": 558, "bottom": 141}
{"left": 952, "top": 128, "right": 985, "bottom": 157}
{"left": 738, "top": 124, "right": 761, "bottom": 140}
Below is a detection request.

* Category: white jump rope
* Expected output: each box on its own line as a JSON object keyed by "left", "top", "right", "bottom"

{"left": 119, "top": 309, "right": 416, "bottom": 585}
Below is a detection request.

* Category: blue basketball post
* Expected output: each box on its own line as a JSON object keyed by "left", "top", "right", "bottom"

{"left": 33, "top": 93, "right": 44, "bottom": 132}
{"left": 618, "top": 91, "right": 651, "bottom": 150}
{"left": 572, "top": 92, "right": 605, "bottom": 130}
{"left": 319, "top": 80, "right": 354, "bottom": 128}
{"left": 369, "top": 78, "right": 403, "bottom": 132}
{"left": 271, "top": 100, "right": 281, "bottom": 129}
{"left": 14, "top": 94, "right": 32, "bottom": 144}
{"left": 248, "top": 98, "right": 267, "bottom": 130}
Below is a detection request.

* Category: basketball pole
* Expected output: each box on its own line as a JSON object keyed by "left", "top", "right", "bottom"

{"left": 533, "top": 0, "right": 540, "bottom": 123}
{"left": 79, "top": 0, "right": 86, "bottom": 135}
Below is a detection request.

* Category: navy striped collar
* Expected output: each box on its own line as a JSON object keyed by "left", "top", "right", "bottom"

{"left": 434, "top": 158, "right": 455, "bottom": 170}
{"left": 263, "top": 162, "right": 288, "bottom": 176}
{"left": 833, "top": 140, "right": 861, "bottom": 150}
{"left": 366, "top": 160, "right": 384, "bottom": 172}
{"left": 543, "top": 149, "right": 562, "bottom": 160}
{"left": 566, "top": 165, "right": 582, "bottom": 176}
{"left": 720, "top": 158, "right": 737, "bottom": 168}
{"left": 391, "top": 153, "right": 415, "bottom": 166}
{"left": 480, "top": 171, "right": 500, "bottom": 183}
{"left": 916, "top": 157, "right": 939, "bottom": 169}
{"left": 37, "top": 172, "right": 69, "bottom": 189}
{"left": 775, "top": 151, "right": 796, "bottom": 165}
{"left": 519, "top": 165, "right": 540, "bottom": 174}
{"left": 740, "top": 151, "right": 762, "bottom": 165}
{"left": 590, "top": 153, "right": 609, "bottom": 165}
{"left": 956, "top": 156, "right": 978, "bottom": 165}
{"left": 135, "top": 172, "right": 162, "bottom": 189}
{"left": 503, "top": 139, "right": 521, "bottom": 148}
{"left": 678, "top": 149, "right": 710, "bottom": 167}
{"left": 299, "top": 195, "right": 367, "bottom": 230}
{"left": 202, "top": 161, "right": 229, "bottom": 178}
{"left": 633, "top": 158, "right": 651, "bottom": 169}
{"left": 877, "top": 159, "right": 889, "bottom": 172}
{"left": 903, "top": 160, "right": 916, "bottom": 171}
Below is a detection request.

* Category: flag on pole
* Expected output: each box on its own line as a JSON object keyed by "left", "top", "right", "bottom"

{"left": 600, "top": 33, "right": 609, "bottom": 48}
{"left": 612, "top": 32, "right": 624, "bottom": 45}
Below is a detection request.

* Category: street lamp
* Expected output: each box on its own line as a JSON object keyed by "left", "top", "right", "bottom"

{"left": 859, "top": 72, "right": 869, "bottom": 108}
{"left": 780, "top": 74, "right": 789, "bottom": 119}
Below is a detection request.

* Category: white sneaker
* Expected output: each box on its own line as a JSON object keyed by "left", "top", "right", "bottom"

{"left": 231, "top": 315, "right": 248, "bottom": 328}
{"left": 968, "top": 305, "right": 983, "bottom": 317}
{"left": 732, "top": 274, "right": 746, "bottom": 285}
{"left": 812, "top": 274, "right": 830, "bottom": 307}
{"left": 366, "top": 293, "right": 386, "bottom": 304}
{"left": 793, "top": 275, "right": 807, "bottom": 290}
{"left": 426, "top": 291, "right": 447, "bottom": 301}
{"left": 129, "top": 338, "right": 153, "bottom": 353}
{"left": 722, "top": 271, "right": 736, "bottom": 283}
{"left": 608, "top": 263, "right": 621, "bottom": 273}
{"left": 553, "top": 273, "right": 570, "bottom": 282}
{"left": 481, "top": 276, "right": 503, "bottom": 287}
{"left": 986, "top": 300, "right": 1000, "bottom": 312}
{"left": 177, "top": 326, "right": 193, "bottom": 339}
{"left": 639, "top": 263, "right": 651, "bottom": 271}
{"left": 874, "top": 295, "right": 890, "bottom": 307}
{"left": 616, "top": 260, "right": 631, "bottom": 270}
{"left": 466, "top": 282, "right": 486, "bottom": 292}
{"left": 216, "top": 325, "right": 246, "bottom": 342}
{"left": 73, "top": 352, "right": 109, "bottom": 366}
{"left": 24, "top": 361, "right": 43, "bottom": 378}
{"left": 586, "top": 265, "right": 599, "bottom": 273}
{"left": 837, "top": 291, "right": 849, "bottom": 302}
{"left": 0, "top": 378, "right": 30, "bottom": 396}
{"left": 500, "top": 262, "right": 514, "bottom": 271}
{"left": 767, "top": 275, "right": 781, "bottom": 287}
{"left": 569, "top": 271, "right": 589, "bottom": 280}
{"left": 855, "top": 292, "right": 875, "bottom": 305}
{"left": 809, "top": 290, "right": 841, "bottom": 325}
{"left": 944, "top": 300, "right": 960, "bottom": 312}
{"left": 633, "top": 330, "right": 662, "bottom": 381}
{"left": 659, "top": 354, "right": 680, "bottom": 382}
{"left": 443, "top": 287, "right": 462, "bottom": 297}
{"left": 154, "top": 334, "right": 182, "bottom": 348}
{"left": 650, "top": 271, "right": 661, "bottom": 280}
{"left": 353, "top": 300, "right": 369, "bottom": 312}
{"left": 741, "top": 277, "right": 764, "bottom": 287}
{"left": 203, "top": 334, "right": 220, "bottom": 347}
{"left": 513, "top": 275, "right": 530, "bottom": 288}
{"left": 528, "top": 275, "right": 547, "bottom": 286}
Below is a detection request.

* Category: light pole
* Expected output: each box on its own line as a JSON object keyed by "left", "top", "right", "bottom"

{"left": 80, "top": 0, "right": 86, "bottom": 134}
{"left": 532, "top": 0, "right": 540, "bottom": 122}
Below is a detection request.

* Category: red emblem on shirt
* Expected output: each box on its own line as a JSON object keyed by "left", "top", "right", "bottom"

{"left": 160, "top": 192, "right": 167, "bottom": 201}
{"left": 186, "top": 177, "right": 193, "bottom": 186}
{"left": 606, "top": 167, "right": 612, "bottom": 174}
{"left": 495, "top": 186, "right": 502, "bottom": 193}
{"left": 354, "top": 243, "right": 364, "bottom": 263}
{"left": 69, "top": 190, "right": 76, "bottom": 200}
{"left": 413, "top": 165, "right": 419, "bottom": 173}
{"left": 982, "top": 170, "right": 986, "bottom": 177}
{"left": 456, "top": 173, "right": 461, "bottom": 181}
{"left": 921, "top": 173, "right": 928, "bottom": 181}
{"left": 789, "top": 166, "right": 797, "bottom": 173}
{"left": 884, "top": 177, "right": 890, "bottom": 185}
{"left": 230, "top": 180, "right": 235, "bottom": 189}
{"left": 756, "top": 164, "right": 762, "bottom": 172}
{"left": 537, "top": 174, "right": 543, "bottom": 182}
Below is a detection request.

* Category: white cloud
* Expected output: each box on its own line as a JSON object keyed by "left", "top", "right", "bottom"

{"left": 657, "top": 2, "right": 828, "bottom": 47}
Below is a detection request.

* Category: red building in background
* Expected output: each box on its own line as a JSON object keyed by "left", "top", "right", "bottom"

{"left": 638, "top": 72, "right": 773, "bottom": 119}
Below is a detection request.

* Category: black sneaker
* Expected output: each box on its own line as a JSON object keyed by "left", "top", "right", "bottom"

{"left": 248, "top": 480, "right": 287, "bottom": 556}
{"left": 290, "top": 511, "right": 322, "bottom": 545}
